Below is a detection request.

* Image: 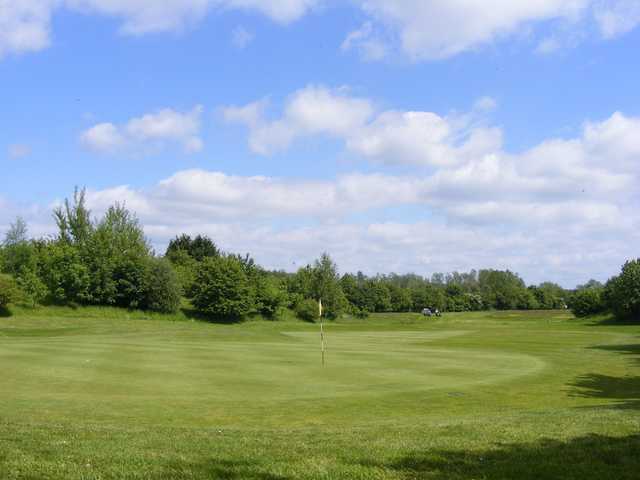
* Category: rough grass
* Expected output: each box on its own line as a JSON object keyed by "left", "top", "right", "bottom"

{"left": 1, "top": 307, "right": 639, "bottom": 479}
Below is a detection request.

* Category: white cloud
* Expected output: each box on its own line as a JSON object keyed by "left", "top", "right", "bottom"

{"left": 81, "top": 106, "right": 204, "bottom": 155}
{"left": 227, "top": 86, "right": 502, "bottom": 166}
{"left": 0, "top": 0, "right": 54, "bottom": 59}
{"left": 223, "top": 85, "right": 374, "bottom": 155}
{"left": 7, "top": 143, "right": 32, "bottom": 159}
{"left": 350, "top": 0, "right": 640, "bottom": 60}
{"left": 0, "top": 0, "right": 316, "bottom": 58}
{"left": 3, "top": 111, "right": 639, "bottom": 287}
{"left": 341, "top": 21, "right": 387, "bottom": 61}
{"left": 594, "top": 0, "right": 640, "bottom": 38}
{"left": 231, "top": 25, "right": 254, "bottom": 48}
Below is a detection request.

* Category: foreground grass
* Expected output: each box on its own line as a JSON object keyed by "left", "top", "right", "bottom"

{"left": 0, "top": 307, "right": 639, "bottom": 479}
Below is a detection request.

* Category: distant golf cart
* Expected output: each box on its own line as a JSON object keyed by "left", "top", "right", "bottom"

{"left": 422, "top": 308, "right": 441, "bottom": 317}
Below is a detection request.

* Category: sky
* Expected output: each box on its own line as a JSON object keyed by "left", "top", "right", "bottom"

{"left": 1, "top": 0, "right": 639, "bottom": 287}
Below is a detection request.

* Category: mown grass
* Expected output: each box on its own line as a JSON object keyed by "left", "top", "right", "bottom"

{"left": 1, "top": 307, "right": 639, "bottom": 479}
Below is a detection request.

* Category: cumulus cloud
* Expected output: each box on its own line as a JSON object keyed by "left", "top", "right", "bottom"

{"left": 3, "top": 103, "right": 640, "bottom": 289}
{"left": 226, "top": 86, "right": 502, "bottom": 166}
{"left": 0, "top": 0, "right": 316, "bottom": 58}
{"left": 346, "top": 0, "right": 640, "bottom": 60}
{"left": 2, "top": 1, "right": 639, "bottom": 60}
{"left": 81, "top": 106, "right": 204, "bottom": 155}
{"left": 223, "top": 86, "right": 374, "bottom": 155}
{"left": 0, "top": 0, "right": 54, "bottom": 59}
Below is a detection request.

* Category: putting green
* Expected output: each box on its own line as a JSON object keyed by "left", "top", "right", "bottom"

{"left": 0, "top": 322, "right": 545, "bottom": 428}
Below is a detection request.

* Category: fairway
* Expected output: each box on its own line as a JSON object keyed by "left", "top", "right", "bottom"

{"left": 1, "top": 308, "right": 639, "bottom": 479}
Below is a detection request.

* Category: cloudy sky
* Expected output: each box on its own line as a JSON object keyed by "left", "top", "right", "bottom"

{"left": 2, "top": 0, "right": 639, "bottom": 287}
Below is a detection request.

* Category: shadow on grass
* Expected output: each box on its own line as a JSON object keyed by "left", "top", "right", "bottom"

{"left": 180, "top": 308, "right": 246, "bottom": 325}
{"left": 156, "top": 459, "right": 290, "bottom": 480}
{"left": 570, "top": 339, "right": 640, "bottom": 409}
{"left": 592, "top": 343, "right": 640, "bottom": 364}
{"left": 357, "top": 434, "right": 640, "bottom": 480}
{"left": 570, "top": 374, "right": 640, "bottom": 410}
{"left": 587, "top": 314, "right": 640, "bottom": 326}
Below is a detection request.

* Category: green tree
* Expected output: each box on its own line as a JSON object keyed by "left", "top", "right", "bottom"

{"left": 84, "top": 204, "right": 150, "bottom": 307}
{"left": 605, "top": 260, "right": 640, "bottom": 321}
{"left": 39, "top": 240, "right": 90, "bottom": 304}
{"left": 310, "top": 253, "right": 346, "bottom": 318}
{"left": 143, "top": 257, "right": 181, "bottom": 313}
{"left": 166, "top": 234, "right": 220, "bottom": 262}
{"left": 0, "top": 274, "right": 18, "bottom": 310}
{"left": 191, "top": 256, "right": 254, "bottom": 318}
{"left": 53, "top": 187, "right": 93, "bottom": 246}
{"left": 570, "top": 287, "right": 606, "bottom": 317}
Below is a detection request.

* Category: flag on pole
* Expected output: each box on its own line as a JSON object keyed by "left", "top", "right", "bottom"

{"left": 319, "top": 298, "right": 325, "bottom": 366}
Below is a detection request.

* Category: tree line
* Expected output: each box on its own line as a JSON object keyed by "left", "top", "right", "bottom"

{"left": 0, "top": 189, "right": 638, "bottom": 322}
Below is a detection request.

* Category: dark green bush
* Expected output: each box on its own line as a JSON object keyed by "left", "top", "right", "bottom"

{"left": 296, "top": 298, "right": 319, "bottom": 322}
{"left": 143, "top": 258, "right": 181, "bottom": 313}
{"left": 0, "top": 274, "right": 18, "bottom": 309}
{"left": 191, "top": 256, "right": 254, "bottom": 318}
{"left": 605, "top": 260, "right": 640, "bottom": 321}
{"left": 570, "top": 287, "right": 606, "bottom": 317}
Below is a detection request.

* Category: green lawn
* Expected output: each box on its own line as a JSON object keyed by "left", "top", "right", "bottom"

{"left": 1, "top": 307, "right": 639, "bottom": 479}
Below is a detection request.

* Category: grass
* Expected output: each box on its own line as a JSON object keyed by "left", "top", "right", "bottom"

{"left": 0, "top": 306, "right": 639, "bottom": 479}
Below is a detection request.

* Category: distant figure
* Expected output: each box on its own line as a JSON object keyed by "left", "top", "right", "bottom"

{"left": 435, "top": 309, "right": 441, "bottom": 317}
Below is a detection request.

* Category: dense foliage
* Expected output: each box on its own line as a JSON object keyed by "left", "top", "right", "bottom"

{"left": 604, "top": 260, "right": 640, "bottom": 321}
{"left": 0, "top": 190, "right": 181, "bottom": 313}
{"left": 2, "top": 188, "right": 637, "bottom": 322}
{"left": 0, "top": 274, "right": 18, "bottom": 309}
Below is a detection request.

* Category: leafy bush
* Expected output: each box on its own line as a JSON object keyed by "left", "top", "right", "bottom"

{"left": 191, "top": 256, "right": 254, "bottom": 318}
{"left": 570, "top": 287, "right": 606, "bottom": 317}
{"left": 605, "top": 259, "right": 640, "bottom": 321}
{"left": 255, "top": 275, "right": 287, "bottom": 318}
{"left": 143, "top": 258, "right": 181, "bottom": 313}
{"left": 16, "top": 268, "right": 48, "bottom": 307}
{"left": 295, "top": 298, "right": 319, "bottom": 322}
{"left": 39, "top": 241, "right": 90, "bottom": 304}
{"left": 0, "top": 274, "right": 18, "bottom": 309}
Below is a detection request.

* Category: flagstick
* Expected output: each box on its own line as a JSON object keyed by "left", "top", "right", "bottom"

{"left": 319, "top": 298, "right": 325, "bottom": 367}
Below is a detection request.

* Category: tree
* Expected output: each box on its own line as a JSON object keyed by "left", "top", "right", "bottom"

{"left": 39, "top": 240, "right": 90, "bottom": 304}
{"left": 295, "top": 298, "right": 319, "bottom": 322}
{"left": 478, "top": 269, "right": 528, "bottom": 310}
{"left": 191, "top": 256, "right": 254, "bottom": 318}
{"left": 310, "top": 253, "right": 346, "bottom": 318}
{"left": 53, "top": 187, "right": 92, "bottom": 245}
{"left": 3, "top": 217, "right": 28, "bottom": 245}
{"left": 83, "top": 204, "right": 150, "bottom": 307}
{"left": 143, "top": 257, "right": 181, "bottom": 313}
{"left": 605, "top": 260, "right": 640, "bottom": 321}
{"left": 570, "top": 287, "right": 606, "bottom": 317}
{"left": 166, "top": 234, "right": 220, "bottom": 262}
{"left": 255, "top": 274, "right": 287, "bottom": 318}
{"left": 0, "top": 274, "right": 18, "bottom": 310}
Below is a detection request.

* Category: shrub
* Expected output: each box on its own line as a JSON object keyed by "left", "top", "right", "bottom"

{"left": 191, "top": 256, "right": 254, "bottom": 318}
{"left": 605, "top": 259, "right": 640, "bottom": 321}
{"left": 39, "top": 241, "right": 90, "bottom": 304}
{"left": 570, "top": 287, "right": 606, "bottom": 317}
{"left": 255, "top": 276, "right": 287, "bottom": 318}
{"left": 295, "top": 298, "right": 319, "bottom": 322}
{"left": 143, "top": 258, "right": 181, "bottom": 313}
{"left": 0, "top": 274, "right": 18, "bottom": 309}
{"left": 16, "top": 268, "right": 48, "bottom": 307}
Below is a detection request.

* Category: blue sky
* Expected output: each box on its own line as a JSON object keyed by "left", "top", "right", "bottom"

{"left": 2, "top": 1, "right": 640, "bottom": 287}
